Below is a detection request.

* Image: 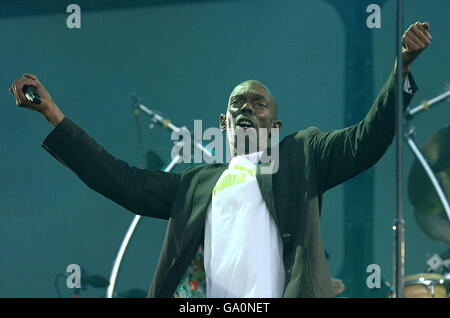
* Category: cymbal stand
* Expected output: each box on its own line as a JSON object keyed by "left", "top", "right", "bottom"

{"left": 403, "top": 88, "right": 450, "bottom": 223}
{"left": 403, "top": 126, "right": 450, "bottom": 221}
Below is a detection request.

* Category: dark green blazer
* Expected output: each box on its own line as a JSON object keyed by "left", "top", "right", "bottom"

{"left": 42, "top": 71, "right": 416, "bottom": 298}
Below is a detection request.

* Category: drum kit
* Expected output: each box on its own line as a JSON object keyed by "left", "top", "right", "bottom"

{"left": 401, "top": 90, "right": 450, "bottom": 298}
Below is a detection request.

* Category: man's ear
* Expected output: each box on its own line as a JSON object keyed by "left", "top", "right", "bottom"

{"left": 272, "top": 120, "right": 282, "bottom": 134}
{"left": 219, "top": 113, "right": 227, "bottom": 132}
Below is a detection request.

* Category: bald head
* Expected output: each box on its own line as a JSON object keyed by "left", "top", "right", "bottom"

{"left": 228, "top": 80, "right": 278, "bottom": 118}
{"left": 220, "top": 79, "right": 282, "bottom": 157}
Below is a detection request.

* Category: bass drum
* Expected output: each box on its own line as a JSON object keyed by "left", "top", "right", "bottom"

{"left": 404, "top": 273, "right": 448, "bottom": 298}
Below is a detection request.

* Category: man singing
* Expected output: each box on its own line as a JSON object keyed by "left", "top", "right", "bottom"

{"left": 9, "top": 22, "right": 431, "bottom": 297}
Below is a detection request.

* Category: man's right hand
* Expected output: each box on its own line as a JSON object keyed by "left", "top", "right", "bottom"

{"left": 9, "top": 73, "right": 65, "bottom": 127}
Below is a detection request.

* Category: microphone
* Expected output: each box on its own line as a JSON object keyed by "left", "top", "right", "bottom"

{"left": 117, "top": 288, "right": 147, "bottom": 298}
{"left": 131, "top": 94, "right": 215, "bottom": 159}
{"left": 63, "top": 267, "right": 110, "bottom": 289}
{"left": 22, "top": 85, "right": 41, "bottom": 104}
{"left": 81, "top": 271, "right": 110, "bottom": 288}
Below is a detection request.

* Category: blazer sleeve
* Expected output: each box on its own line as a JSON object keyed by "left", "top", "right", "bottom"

{"left": 301, "top": 70, "right": 418, "bottom": 192}
{"left": 41, "top": 117, "right": 180, "bottom": 220}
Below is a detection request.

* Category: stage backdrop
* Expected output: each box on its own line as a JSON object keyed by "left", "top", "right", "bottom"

{"left": 0, "top": 0, "right": 448, "bottom": 297}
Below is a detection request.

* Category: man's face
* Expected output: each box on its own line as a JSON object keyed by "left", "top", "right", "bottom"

{"left": 220, "top": 80, "right": 282, "bottom": 156}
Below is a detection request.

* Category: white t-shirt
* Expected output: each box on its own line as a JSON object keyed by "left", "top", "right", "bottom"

{"left": 204, "top": 151, "right": 285, "bottom": 298}
{"left": 201, "top": 75, "right": 414, "bottom": 298}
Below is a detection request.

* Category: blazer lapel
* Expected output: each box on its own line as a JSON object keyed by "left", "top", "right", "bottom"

{"left": 181, "top": 164, "right": 227, "bottom": 249}
{"left": 181, "top": 156, "right": 279, "bottom": 249}
{"left": 256, "top": 162, "right": 278, "bottom": 228}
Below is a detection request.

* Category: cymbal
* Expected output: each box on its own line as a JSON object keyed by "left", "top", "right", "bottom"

{"left": 408, "top": 125, "right": 450, "bottom": 243}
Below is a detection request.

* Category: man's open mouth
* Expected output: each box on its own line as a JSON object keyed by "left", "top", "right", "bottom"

{"left": 236, "top": 117, "right": 255, "bottom": 130}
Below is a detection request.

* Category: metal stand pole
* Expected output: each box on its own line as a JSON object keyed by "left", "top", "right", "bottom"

{"left": 106, "top": 154, "right": 182, "bottom": 298}
{"left": 403, "top": 88, "right": 450, "bottom": 222}
{"left": 404, "top": 128, "right": 450, "bottom": 220}
{"left": 405, "top": 90, "right": 450, "bottom": 120}
{"left": 393, "top": 0, "right": 405, "bottom": 299}
{"left": 106, "top": 95, "right": 213, "bottom": 298}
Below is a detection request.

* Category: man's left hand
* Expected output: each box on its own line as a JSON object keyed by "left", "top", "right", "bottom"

{"left": 402, "top": 21, "right": 432, "bottom": 73}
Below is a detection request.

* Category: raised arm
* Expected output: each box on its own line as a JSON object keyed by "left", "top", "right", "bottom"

{"left": 302, "top": 21, "right": 431, "bottom": 192}
{"left": 10, "top": 74, "right": 179, "bottom": 220}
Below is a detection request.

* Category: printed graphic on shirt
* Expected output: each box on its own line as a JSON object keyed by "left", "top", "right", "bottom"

{"left": 233, "top": 164, "right": 255, "bottom": 177}
{"left": 212, "top": 165, "right": 256, "bottom": 197}
{"left": 173, "top": 246, "right": 206, "bottom": 298}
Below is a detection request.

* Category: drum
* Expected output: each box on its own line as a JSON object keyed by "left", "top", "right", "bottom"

{"left": 404, "top": 273, "right": 448, "bottom": 298}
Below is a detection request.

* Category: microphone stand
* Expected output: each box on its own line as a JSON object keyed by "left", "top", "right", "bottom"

{"left": 393, "top": 0, "right": 405, "bottom": 298}
{"left": 405, "top": 90, "right": 450, "bottom": 120}
{"left": 106, "top": 95, "right": 213, "bottom": 298}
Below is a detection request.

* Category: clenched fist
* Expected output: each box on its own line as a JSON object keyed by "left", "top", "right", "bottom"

{"left": 9, "top": 74, "right": 65, "bottom": 127}
{"left": 402, "top": 21, "right": 432, "bottom": 73}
